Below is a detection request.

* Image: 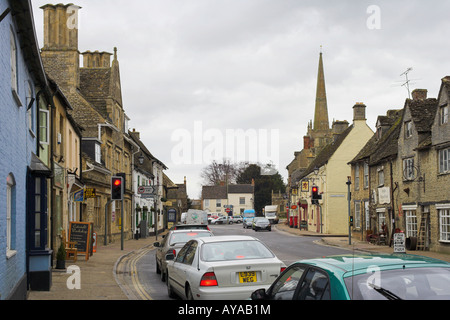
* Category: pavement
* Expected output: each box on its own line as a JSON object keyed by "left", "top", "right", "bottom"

{"left": 27, "top": 223, "right": 450, "bottom": 300}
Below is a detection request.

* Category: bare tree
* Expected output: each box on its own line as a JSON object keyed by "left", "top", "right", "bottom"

{"left": 201, "top": 159, "right": 249, "bottom": 185}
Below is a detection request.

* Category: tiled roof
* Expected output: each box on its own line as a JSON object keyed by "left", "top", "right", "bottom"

{"left": 408, "top": 98, "right": 438, "bottom": 133}
{"left": 202, "top": 185, "right": 227, "bottom": 200}
{"left": 202, "top": 184, "right": 254, "bottom": 199}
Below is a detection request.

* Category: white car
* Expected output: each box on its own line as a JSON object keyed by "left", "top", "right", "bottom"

{"left": 166, "top": 235, "right": 286, "bottom": 300}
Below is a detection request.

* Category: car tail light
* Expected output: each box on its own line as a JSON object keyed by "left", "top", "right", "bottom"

{"left": 200, "top": 272, "right": 218, "bottom": 287}
{"left": 280, "top": 267, "right": 286, "bottom": 273}
{"left": 168, "top": 249, "right": 176, "bottom": 257}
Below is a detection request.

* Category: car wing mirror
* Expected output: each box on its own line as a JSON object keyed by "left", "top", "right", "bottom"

{"left": 165, "top": 253, "right": 175, "bottom": 261}
{"left": 251, "top": 288, "right": 268, "bottom": 300}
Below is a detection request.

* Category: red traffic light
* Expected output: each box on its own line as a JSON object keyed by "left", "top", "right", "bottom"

{"left": 113, "top": 179, "right": 122, "bottom": 186}
{"left": 312, "top": 186, "right": 318, "bottom": 193}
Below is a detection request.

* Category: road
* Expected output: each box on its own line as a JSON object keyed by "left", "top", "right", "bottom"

{"left": 118, "top": 223, "right": 350, "bottom": 300}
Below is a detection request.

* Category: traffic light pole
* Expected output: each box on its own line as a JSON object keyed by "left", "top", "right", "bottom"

{"left": 346, "top": 177, "right": 352, "bottom": 246}
{"left": 121, "top": 199, "right": 124, "bottom": 251}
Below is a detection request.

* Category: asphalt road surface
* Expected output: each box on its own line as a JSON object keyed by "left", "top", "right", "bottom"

{"left": 123, "top": 223, "right": 350, "bottom": 300}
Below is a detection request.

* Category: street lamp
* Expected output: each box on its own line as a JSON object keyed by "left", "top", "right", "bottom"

{"left": 138, "top": 153, "right": 145, "bottom": 165}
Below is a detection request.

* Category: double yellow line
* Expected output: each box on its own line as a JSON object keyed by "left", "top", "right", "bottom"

{"left": 131, "top": 247, "right": 154, "bottom": 300}
{"left": 119, "top": 246, "right": 154, "bottom": 300}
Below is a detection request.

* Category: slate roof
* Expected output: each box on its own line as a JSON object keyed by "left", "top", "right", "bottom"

{"left": 228, "top": 184, "right": 254, "bottom": 194}
{"left": 408, "top": 98, "right": 438, "bottom": 133}
{"left": 202, "top": 184, "right": 254, "bottom": 199}
{"left": 350, "top": 109, "right": 403, "bottom": 166}
{"left": 299, "top": 125, "right": 354, "bottom": 180}
{"left": 202, "top": 185, "right": 227, "bottom": 200}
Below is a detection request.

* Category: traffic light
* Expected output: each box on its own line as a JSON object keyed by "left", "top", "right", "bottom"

{"left": 349, "top": 216, "right": 354, "bottom": 227}
{"left": 311, "top": 186, "right": 321, "bottom": 204}
{"left": 111, "top": 176, "right": 123, "bottom": 200}
{"left": 312, "top": 186, "right": 319, "bottom": 199}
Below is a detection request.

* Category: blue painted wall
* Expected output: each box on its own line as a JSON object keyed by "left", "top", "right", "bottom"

{"left": 0, "top": 0, "right": 38, "bottom": 300}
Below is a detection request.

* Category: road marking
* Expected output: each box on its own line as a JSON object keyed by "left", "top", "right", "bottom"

{"left": 130, "top": 247, "right": 154, "bottom": 300}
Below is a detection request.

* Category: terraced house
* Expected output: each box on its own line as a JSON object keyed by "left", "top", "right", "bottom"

{"left": 39, "top": 4, "right": 136, "bottom": 244}
{"left": 350, "top": 85, "right": 450, "bottom": 255}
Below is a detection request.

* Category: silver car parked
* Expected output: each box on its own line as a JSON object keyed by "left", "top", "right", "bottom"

{"left": 166, "top": 235, "right": 286, "bottom": 300}
{"left": 154, "top": 229, "right": 214, "bottom": 282}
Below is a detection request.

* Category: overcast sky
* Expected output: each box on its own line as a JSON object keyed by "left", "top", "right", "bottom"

{"left": 31, "top": 0, "right": 450, "bottom": 199}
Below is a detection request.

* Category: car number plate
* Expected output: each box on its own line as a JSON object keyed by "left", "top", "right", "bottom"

{"left": 239, "top": 271, "right": 257, "bottom": 283}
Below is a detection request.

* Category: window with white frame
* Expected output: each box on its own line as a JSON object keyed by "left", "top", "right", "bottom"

{"left": 363, "top": 163, "right": 369, "bottom": 189}
{"left": 378, "top": 166, "right": 384, "bottom": 186}
{"left": 216, "top": 199, "right": 221, "bottom": 208}
{"left": 405, "top": 121, "right": 412, "bottom": 138}
{"left": 405, "top": 209, "right": 418, "bottom": 238}
{"left": 354, "top": 201, "right": 361, "bottom": 229}
{"left": 95, "top": 143, "right": 102, "bottom": 164}
{"left": 439, "top": 148, "right": 450, "bottom": 174}
{"left": 39, "top": 109, "right": 49, "bottom": 145}
{"left": 439, "top": 208, "right": 450, "bottom": 242}
{"left": 240, "top": 197, "right": 245, "bottom": 205}
{"left": 378, "top": 210, "right": 386, "bottom": 232}
{"left": 10, "top": 27, "right": 18, "bottom": 93}
{"left": 403, "top": 158, "right": 415, "bottom": 180}
{"left": 204, "top": 199, "right": 210, "bottom": 208}
{"left": 440, "top": 105, "right": 448, "bottom": 125}
{"left": 354, "top": 164, "right": 360, "bottom": 191}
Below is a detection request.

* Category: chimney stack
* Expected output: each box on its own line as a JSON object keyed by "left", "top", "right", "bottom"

{"left": 353, "top": 102, "right": 367, "bottom": 122}
{"left": 412, "top": 89, "right": 428, "bottom": 101}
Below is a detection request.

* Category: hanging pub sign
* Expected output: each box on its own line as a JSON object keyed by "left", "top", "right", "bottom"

{"left": 74, "top": 189, "right": 84, "bottom": 202}
{"left": 84, "top": 188, "right": 96, "bottom": 199}
{"left": 301, "top": 180, "right": 309, "bottom": 192}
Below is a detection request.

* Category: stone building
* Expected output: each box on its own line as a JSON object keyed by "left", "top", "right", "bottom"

{"left": 349, "top": 85, "right": 450, "bottom": 255}
{"left": 296, "top": 103, "right": 373, "bottom": 234}
{"left": 39, "top": 4, "right": 136, "bottom": 244}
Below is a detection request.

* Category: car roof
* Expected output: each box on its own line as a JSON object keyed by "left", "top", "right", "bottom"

{"left": 293, "top": 253, "right": 450, "bottom": 276}
{"left": 197, "top": 235, "right": 257, "bottom": 244}
{"left": 170, "top": 229, "right": 212, "bottom": 234}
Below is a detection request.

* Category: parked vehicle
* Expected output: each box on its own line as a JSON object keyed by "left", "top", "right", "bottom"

{"left": 185, "top": 209, "right": 208, "bottom": 225}
{"left": 252, "top": 217, "right": 271, "bottom": 231}
{"left": 154, "top": 229, "right": 214, "bottom": 282}
{"left": 251, "top": 254, "right": 450, "bottom": 300}
{"left": 243, "top": 209, "right": 256, "bottom": 228}
{"left": 264, "top": 205, "right": 279, "bottom": 224}
{"left": 166, "top": 235, "right": 286, "bottom": 300}
{"left": 211, "top": 216, "right": 231, "bottom": 224}
{"left": 171, "top": 224, "right": 210, "bottom": 231}
{"left": 233, "top": 216, "right": 243, "bottom": 223}
{"left": 208, "top": 214, "right": 219, "bottom": 224}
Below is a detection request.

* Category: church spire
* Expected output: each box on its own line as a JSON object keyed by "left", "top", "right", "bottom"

{"left": 314, "top": 50, "right": 330, "bottom": 132}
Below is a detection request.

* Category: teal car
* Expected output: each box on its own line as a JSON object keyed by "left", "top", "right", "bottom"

{"left": 251, "top": 254, "right": 450, "bottom": 300}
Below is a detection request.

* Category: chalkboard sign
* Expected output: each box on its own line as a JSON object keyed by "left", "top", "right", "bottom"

{"left": 69, "top": 222, "right": 91, "bottom": 261}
